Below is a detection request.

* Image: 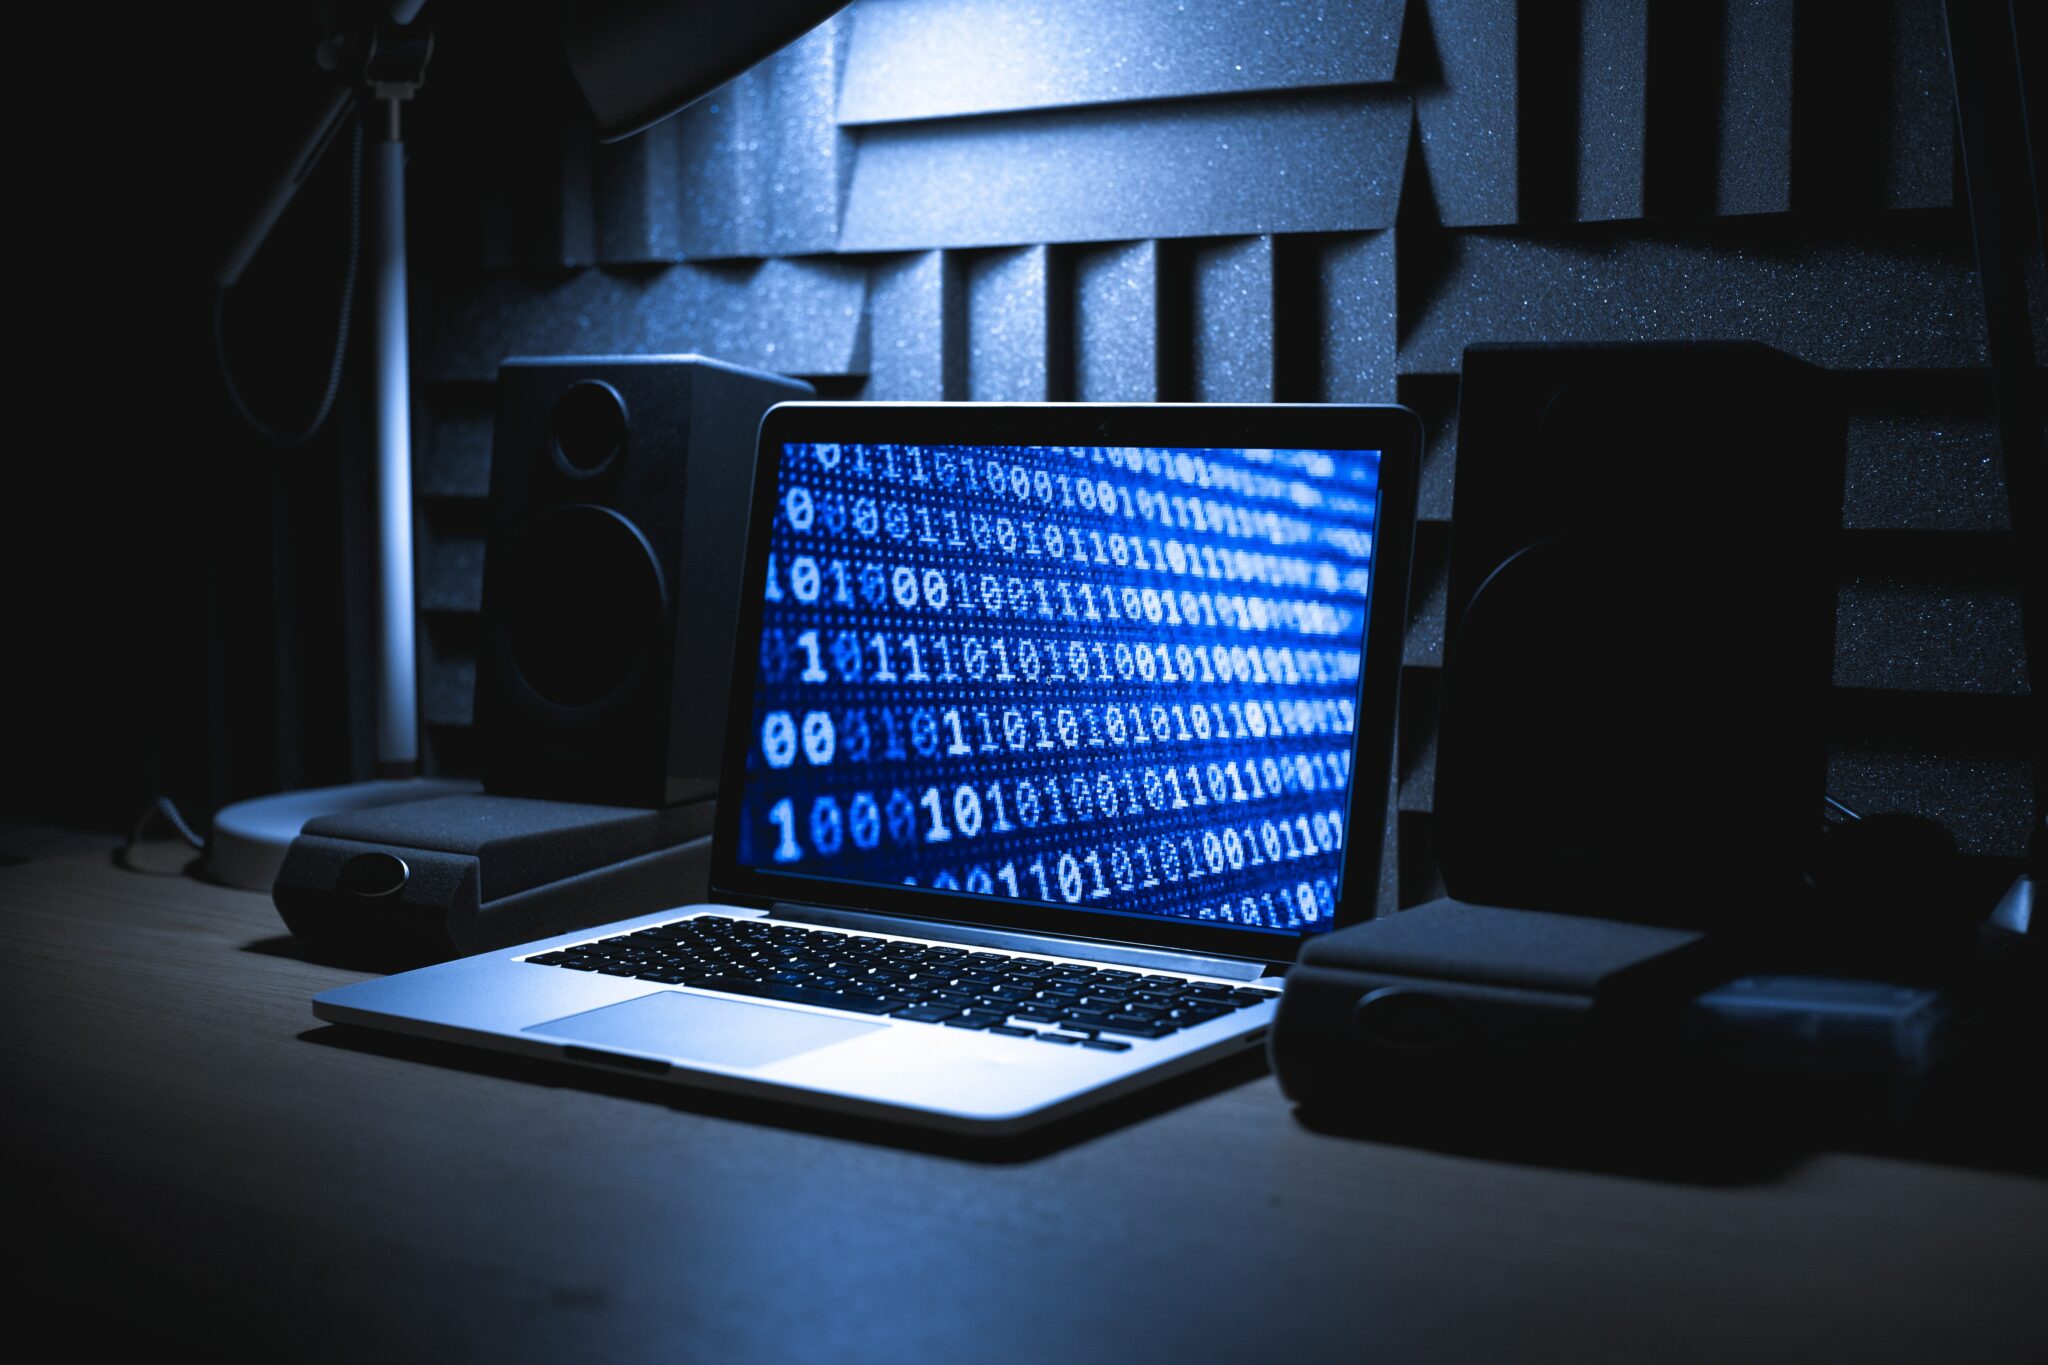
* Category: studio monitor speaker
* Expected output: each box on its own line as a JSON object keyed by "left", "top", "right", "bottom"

{"left": 1435, "top": 343, "right": 1844, "bottom": 927}
{"left": 476, "top": 355, "right": 811, "bottom": 807}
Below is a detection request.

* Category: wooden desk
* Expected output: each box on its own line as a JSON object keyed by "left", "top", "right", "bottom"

{"left": 6, "top": 847, "right": 2043, "bottom": 1362}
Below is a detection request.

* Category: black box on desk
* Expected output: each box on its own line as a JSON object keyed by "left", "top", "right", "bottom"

{"left": 274, "top": 795, "right": 714, "bottom": 965}
{"left": 1270, "top": 899, "right": 1730, "bottom": 1121}
{"left": 477, "top": 355, "right": 811, "bottom": 809}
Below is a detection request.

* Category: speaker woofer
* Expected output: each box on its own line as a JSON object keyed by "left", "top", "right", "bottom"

{"left": 503, "top": 504, "right": 667, "bottom": 708}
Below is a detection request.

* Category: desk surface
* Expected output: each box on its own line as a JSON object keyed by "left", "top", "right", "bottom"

{"left": 6, "top": 846, "right": 2044, "bottom": 1362}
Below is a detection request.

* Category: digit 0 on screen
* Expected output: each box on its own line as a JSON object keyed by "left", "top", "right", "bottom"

{"left": 738, "top": 442, "right": 1380, "bottom": 936}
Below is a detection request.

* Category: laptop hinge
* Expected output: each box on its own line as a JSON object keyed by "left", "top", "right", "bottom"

{"left": 766, "top": 903, "right": 1275, "bottom": 982}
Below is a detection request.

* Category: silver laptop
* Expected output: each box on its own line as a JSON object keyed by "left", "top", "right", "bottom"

{"left": 314, "top": 402, "right": 1420, "bottom": 1133}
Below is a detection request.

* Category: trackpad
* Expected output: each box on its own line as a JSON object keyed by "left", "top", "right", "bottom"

{"left": 528, "top": 990, "right": 886, "bottom": 1069}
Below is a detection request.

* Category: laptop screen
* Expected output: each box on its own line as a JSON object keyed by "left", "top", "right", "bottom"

{"left": 732, "top": 438, "right": 1383, "bottom": 942}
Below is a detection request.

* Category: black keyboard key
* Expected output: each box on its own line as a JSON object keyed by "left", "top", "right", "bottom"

{"left": 1082, "top": 1038, "right": 1132, "bottom": 1052}
{"left": 1011, "top": 1009, "right": 1065, "bottom": 1025}
{"left": 986, "top": 1025, "right": 1034, "bottom": 1038}
{"left": 690, "top": 977, "right": 898, "bottom": 1014}
{"left": 1098, "top": 1017, "right": 1174, "bottom": 1038}
{"left": 943, "top": 1016, "right": 992, "bottom": 1030}
{"left": 1063, "top": 1009, "right": 1115, "bottom": 1028}
{"left": 1033, "top": 1032, "right": 1082, "bottom": 1045}
{"left": 891, "top": 1005, "right": 961, "bottom": 1023}
{"left": 1232, "top": 989, "right": 1281, "bottom": 1005}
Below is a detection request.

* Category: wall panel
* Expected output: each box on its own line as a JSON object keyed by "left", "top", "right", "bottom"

{"left": 411, "top": 0, "right": 2028, "bottom": 897}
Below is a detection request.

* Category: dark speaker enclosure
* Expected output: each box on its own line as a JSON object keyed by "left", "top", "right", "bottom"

{"left": 1434, "top": 343, "right": 1845, "bottom": 928}
{"left": 476, "top": 355, "right": 813, "bottom": 807}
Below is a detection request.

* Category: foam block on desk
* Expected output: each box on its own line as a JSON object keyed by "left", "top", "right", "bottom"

{"left": 275, "top": 794, "right": 716, "bottom": 964}
{"left": 1271, "top": 898, "right": 1730, "bottom": 1119}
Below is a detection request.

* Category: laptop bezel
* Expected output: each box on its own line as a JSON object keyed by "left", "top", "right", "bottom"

{"left": 708, "top": 401, "right": 1421, "bottom": 967}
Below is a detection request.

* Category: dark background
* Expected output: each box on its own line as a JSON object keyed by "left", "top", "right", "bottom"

{"left": 13, "top": 0, "right": 2035, "bottom": 914}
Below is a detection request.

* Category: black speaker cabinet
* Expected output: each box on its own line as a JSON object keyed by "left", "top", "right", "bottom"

{"left": 1435, "top": 343, "right": 1845, "bottom": 927}
{"left": 477, "top": 355, "right": 812, "bottom": 807}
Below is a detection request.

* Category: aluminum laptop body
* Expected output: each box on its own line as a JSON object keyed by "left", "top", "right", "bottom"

{"left": 314, "top": 403, "right": 1420, "bottom": 1133}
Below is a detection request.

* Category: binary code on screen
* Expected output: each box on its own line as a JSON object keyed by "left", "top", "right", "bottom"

{"left": 736, "top": 442, "right": 1381, "bottom": 936}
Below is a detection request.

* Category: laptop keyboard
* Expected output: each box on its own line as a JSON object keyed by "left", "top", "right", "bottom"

{"left": 523, "top": 914, "right": 1280, "bottom": 1051}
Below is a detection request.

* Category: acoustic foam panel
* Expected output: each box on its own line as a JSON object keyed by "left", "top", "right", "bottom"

{"left": 424, "top": 258, "right": 870, "bottom": 385}
{"left": 837, "top": 0, "right": 1405, "bottom": 124}
{"left": 404, "top": 0, "right": 2025, "bottom": 879}
{"left": 838, "top": 90, "right": 1410, "bottom": 250}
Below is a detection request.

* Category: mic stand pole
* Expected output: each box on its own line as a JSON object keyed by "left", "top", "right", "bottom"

{"left": 208, "top": 12, "right": 476, "bottom": 891}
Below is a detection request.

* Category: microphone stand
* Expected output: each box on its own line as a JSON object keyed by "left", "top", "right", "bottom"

{"left": 208, "top": 4, "right": 476, "bottom": 890}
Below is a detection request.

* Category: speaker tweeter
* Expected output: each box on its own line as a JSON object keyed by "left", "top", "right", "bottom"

{"left": 548, "top": 379, "right": 629, "bottom": 478}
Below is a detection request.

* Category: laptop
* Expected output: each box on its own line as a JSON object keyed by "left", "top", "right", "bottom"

{"left": 314, "top": 402, "right": 1420, "bottom": 1133}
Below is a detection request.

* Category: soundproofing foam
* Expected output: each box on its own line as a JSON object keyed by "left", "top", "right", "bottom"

{"left": 837, "top": 0, "right": 1406, "bottom": 124}
{"left": 410, "top": 0, "right": 2028, "bottom": 888}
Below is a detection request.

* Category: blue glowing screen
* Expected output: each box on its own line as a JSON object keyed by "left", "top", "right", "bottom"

{"left": 735, "top": 442, "right": 1381, "bottom": 937}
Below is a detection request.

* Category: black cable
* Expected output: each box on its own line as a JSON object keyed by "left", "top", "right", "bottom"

{"left": 214, "top": 115, "right": 364, "bottom": 446}
{"left": 119, "top": 795, "right": 206, "bottom": 876}
{"left": 152, "top": 796, "right": 206, "bottom": 851}
{"left": 1945, "top": 0, "right": 2048, "bottom": 868}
